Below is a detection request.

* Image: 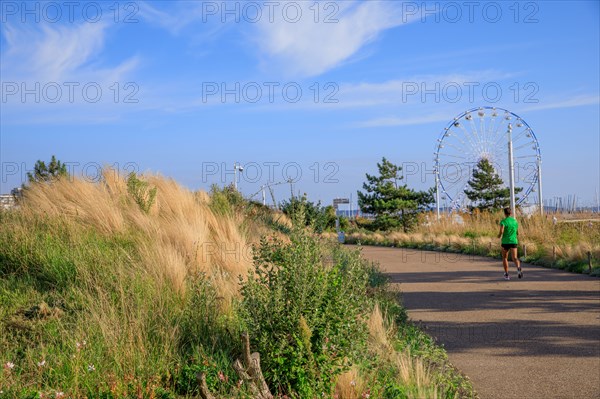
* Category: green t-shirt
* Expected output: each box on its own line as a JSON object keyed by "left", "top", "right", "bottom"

{"left": 500, "top": 216, "right": 519, "bottom": 244}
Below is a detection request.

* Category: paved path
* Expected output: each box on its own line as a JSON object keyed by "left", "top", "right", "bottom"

{"left": 358, "top": 246, "right": 600, "bottom": 399}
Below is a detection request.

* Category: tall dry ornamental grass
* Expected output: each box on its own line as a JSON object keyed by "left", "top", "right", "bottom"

{"left": 20, "top": 169, "right": 256, "bottom": 299}
{"left": 0, "top": 170, "right": 280, "bottom": 396}
{"left": 345, "top": 210, "right": 600, "bottom": 272}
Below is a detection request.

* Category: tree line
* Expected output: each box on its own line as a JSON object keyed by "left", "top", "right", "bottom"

{"left": 22, "top": 156, "right": 519, "bottom": 233}
{"left": 356, "top": 157, "right": 520, "bottom": 232}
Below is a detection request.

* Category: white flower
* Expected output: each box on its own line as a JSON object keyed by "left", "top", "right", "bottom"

{"left": 38, "top": 359, "right": 47, "bottom": 367}
{"left": 4, "top": 362, "right": 14, "bottom": 370}
{"left": 55, "top": 392, "right": 65, "bottom": 398}
{"left": 87, "top": 364, "right": 95, "bottom": 372}
{"left": 350, "top": 380, "right": 356, "bottom": 387}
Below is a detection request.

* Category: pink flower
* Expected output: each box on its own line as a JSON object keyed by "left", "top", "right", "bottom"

{"left": 76, "top": 340, "right": 87, "bottom": 351}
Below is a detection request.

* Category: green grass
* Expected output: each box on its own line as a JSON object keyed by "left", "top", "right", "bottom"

{"left": 1, "top": 192, "right": 476, "bottom": 398}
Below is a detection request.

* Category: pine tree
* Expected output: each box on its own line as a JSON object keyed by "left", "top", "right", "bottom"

{"left": 358, "top": 157, "right": 433, "bottom": 231}
{"left": 27, "top": 155, "right": 69, "bottom": 183}
{"left": 464, "top": 158, "right": 521, "bottom": 211}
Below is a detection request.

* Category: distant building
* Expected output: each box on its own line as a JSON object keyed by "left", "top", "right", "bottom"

{"left": 0, "top": 194, "right": 16, "bottom": 210}
{"left": 0, "top": 187, "right": 22, "bottom": 210}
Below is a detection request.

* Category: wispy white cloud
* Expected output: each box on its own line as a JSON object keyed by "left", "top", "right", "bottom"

{"left": 1, "top": 21, "right": 138, "bottom": 83}
{"left": 138, "top": 0, "right": 414, "bottom": 76}
{"left": 355, "top": 93, "right": 600, "bottom": 128}
{"left": 138, "top": 1, "right": 230, "bottom": 42}
{"left": 1, "top": 20, "right": 141, "bottom": 123}
{"left": 2, "top": 22, "right": 102, "bottom": 81}
{"left": 138, "top": 1, "right": 197, "bottom": 34}
{"left": 355, "top": 113, "right": 451, "bottom": 128}
{"left": 199, "top": 70, "right": 512, "bottom": 112}
{"left": 333, "top": 70, "right": 515, "bottom": 107}
{"left": 254, "top": 1, "right": 417, "bottom": 77}
{"left": 522, "top": 95, "right": 600, "bottom": 112}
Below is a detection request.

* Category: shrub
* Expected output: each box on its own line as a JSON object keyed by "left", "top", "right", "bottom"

{"left": 126, "top": 172, "right": 157, "bottom": 214}
{"left": 240, "top": 229, "right": 371, "bottom": 397}
{"left": 280, "top": 195, "right": 343, "bottom": 233}
{"left": 209, "top": 184, "right": 245, "bottom": 216}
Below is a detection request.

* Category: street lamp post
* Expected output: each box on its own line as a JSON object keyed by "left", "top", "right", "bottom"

{"left": 507, "top": 124, "right": 516, "bottom": 216}
{"left": 233, "top": 162, "right": 243, "bottom": 191}
{"left": 537, "top": 156, "right": 543, "bottom": 217}
{"left": 435, "top": 168, "right": 441, "bottom": 221}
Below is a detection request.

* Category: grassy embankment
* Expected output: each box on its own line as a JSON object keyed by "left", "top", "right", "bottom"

{"left": 1, "top": 171, "right": 475, "bottom": 398}
{"left": 335, "top": 212, "right": 600, "bottom": 276}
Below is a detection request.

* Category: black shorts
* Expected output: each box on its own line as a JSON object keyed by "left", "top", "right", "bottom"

{"left": 501, "top": 244, "right": 518, "bottom": 250}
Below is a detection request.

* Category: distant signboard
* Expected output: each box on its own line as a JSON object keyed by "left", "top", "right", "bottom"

{"left": 333, "top": 198, "right": 349, "bottom": 208}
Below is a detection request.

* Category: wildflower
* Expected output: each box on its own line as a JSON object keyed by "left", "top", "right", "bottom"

{"left": 4, "top": 362, "right": 14, "bottom": 370}
{"left": 38, "top": 360, "right": 47, "bottom": 367}
{"left": 87, "top": 364, "right": 95, "bottom": 372}
{"left": 350, "top": 380, "right": 356, "bottom": 387}
{"left": 56, "top": 392, "right": 65, "bottom": 398}
{"left": 218, "top": 370, "right": 227, "bottom": 382}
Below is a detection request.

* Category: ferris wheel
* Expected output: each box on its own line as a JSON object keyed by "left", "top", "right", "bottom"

{"left": 434, "top": 107, "right": 542, "bottom": 212}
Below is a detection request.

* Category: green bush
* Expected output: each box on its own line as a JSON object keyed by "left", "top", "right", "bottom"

{"left": 240, "top": 230, "right": 371, "bottom": 397}
{"left": 209, "top": 184, "right": 246, "bottom": 217}
{"left": 280, "top": 195, "right": 344, "bottom": 233}
{"left": 126, "top": 173, "right": 157, "bottom": 214}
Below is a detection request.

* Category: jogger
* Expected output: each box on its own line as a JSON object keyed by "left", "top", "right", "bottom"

{"left": 498, "top": 207, "right": 522, "bottom": 280}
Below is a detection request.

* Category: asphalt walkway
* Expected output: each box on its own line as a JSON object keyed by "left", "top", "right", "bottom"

{"left": 358, "top": 246, "right": 600, "bottom": 399}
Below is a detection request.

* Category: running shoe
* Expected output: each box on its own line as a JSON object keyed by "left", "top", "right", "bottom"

{"left": 504, "top": 273, "right": 510, "bottom": 280}
{"left": 518, "top": 268, "right": 523, "bottom": 279}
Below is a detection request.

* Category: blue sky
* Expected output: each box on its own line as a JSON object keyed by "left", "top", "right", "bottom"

{"left": 1, "top": 0, "right": 599, "bottom": 209}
